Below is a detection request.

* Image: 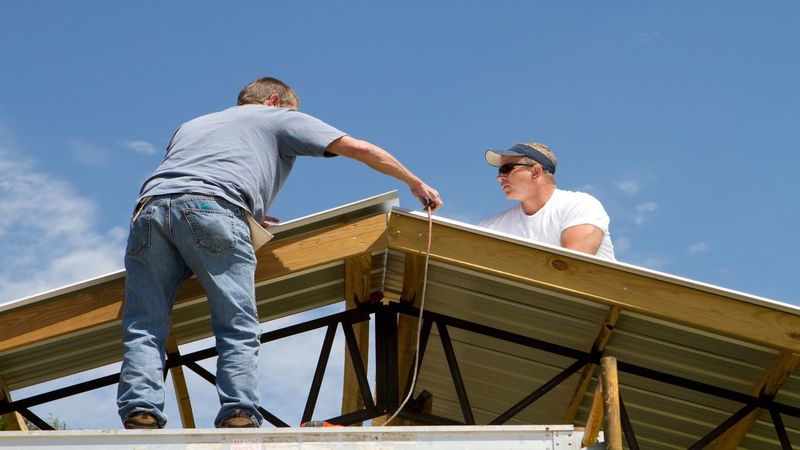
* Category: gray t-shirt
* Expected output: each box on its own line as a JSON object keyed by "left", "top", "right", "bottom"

{"left": 140, "top": 104, "right": 346, "bottom": 221}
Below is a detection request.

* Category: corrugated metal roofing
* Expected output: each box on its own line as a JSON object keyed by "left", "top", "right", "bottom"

{"left": 3, "top": 194, "right": 800, "bottom": 448}
{"left": 383, "top": 210, "right": 800, "bottom": 448}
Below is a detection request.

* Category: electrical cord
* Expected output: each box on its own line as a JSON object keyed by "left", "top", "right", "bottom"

{"left": 381, "top": 204, "right": 433, "bottom": 426}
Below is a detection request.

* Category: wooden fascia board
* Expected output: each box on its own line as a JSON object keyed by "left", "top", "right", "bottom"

{"left": 387, "top": 213, "right": 800, "bottom": 352}
{"left": 0, "top": 214, "right": 390, "bottom": 354}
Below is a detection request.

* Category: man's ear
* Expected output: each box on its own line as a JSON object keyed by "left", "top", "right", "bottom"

{"left": 263, "top": 94, "right": 281, "bottom": 107}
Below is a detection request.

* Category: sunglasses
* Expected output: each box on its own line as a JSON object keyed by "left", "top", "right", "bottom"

{"left": 498, "top": 163, "right": 534, "bottom": 175}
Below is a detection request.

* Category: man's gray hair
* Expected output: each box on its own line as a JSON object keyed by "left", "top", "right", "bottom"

{"left": 237, "top": 77, "right": 299, "bottom": 107}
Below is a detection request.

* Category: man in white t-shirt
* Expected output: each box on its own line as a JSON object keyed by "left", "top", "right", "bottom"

{"left": 479, "top": 142, "right": 615, "bottom": 260}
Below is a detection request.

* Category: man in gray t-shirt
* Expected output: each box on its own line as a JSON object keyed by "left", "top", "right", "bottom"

{"left": 118, "top": 77, "right": 442, "bottom": 430}
{"left": 139, "top": 100, "right": 346, "bottom": 224}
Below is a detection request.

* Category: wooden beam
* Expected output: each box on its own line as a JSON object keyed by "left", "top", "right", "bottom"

{"left": 0, "top": 214, "right": 389, "bottom": 354}
{"left": 0, "top": 279, "right": 125, "bottom": 355}
{"left": 167, "top": 334, "right": 195, "bottom": 429}
{"left": 387, "top": 213, "right": 800, "bottom": 352}
{"left": 372, "top": 253, "right": 428, "bottom": 427}
{"left": 0, "top": 375, "right": 27, "bottom": 431}
{"left": 397, "top": 253, "right": 428, "bottom": 385}
{"left": 340, "top": 253, "right": 372, "bottom": 423}
{"left": 563, "top": 306, "right": 620, "bottom": 424}
{"left": 393, "top": 253, "right": 428, "bottom": 426}
{"left": 581, "top": 381, "right": 604, "bottom": 447}
{"left": 601, "top": 356, "right": 622, "bottom": 450}
{"left": 712, "top": 350, "right": 800, "bottom": 449}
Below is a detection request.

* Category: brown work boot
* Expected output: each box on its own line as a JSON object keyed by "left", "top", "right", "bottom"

{"left": 123, "top": 411, "right": 162, "bottom": 429}
{"left": 219, "top": 409, "right": 258, "bottom": 428}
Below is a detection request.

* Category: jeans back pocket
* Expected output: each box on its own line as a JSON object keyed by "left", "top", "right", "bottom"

{"left": 184, "top": 208, "right": 237, "bottom": 255}
{"left": 126, "top": 208, "right": 154, "bottom": 257}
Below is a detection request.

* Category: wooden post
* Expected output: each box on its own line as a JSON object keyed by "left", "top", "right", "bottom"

{"left": 397, "top": 253, "right": 427, "bottom": 393}
{"left": 373, "top": 253, "right": 427, "bottom": 426}
{"left": 601, "top": 356, "right": 623, "bottom": 450}
{"left": 340, "top": 253, "right": 372, "bottom": 424}
{"left": 167, "top": 334, "right": 195, "bottom": 428}
{"left": 0, "top": 375, "right": 28, "bottom": 431}
{"left": 581, "top": 381, "right": 604, "bottom": 447}
{"left": 563, "top": 306, "right": 620, "bottom": 423}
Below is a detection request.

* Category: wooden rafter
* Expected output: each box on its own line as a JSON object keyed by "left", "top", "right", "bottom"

{"left": 387, "top": 213, "right": 800, "bottom": 352}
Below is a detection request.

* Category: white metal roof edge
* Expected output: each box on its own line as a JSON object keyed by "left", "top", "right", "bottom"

{"left": 0, "top": 192, "right": 400, "bottom": 314}
{"left": 267, "top": 190, "right": 398, "bottom": 236}
{"left": 392, "top": 207, "right": 800, "bottom": 316}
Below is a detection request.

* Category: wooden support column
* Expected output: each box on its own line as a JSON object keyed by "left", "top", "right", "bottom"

{"left": 563, "top": 306, "right": 620, "bottom": 424}
{"left": 166, "top": 334, "right": 195, "bottom": 428}
{"left": 712, "top": 350, "right": 800, "bottom": 449}
{"left": 397, "top": 253, "right": 427, "bottom": 392}
{"left": 581, "top": 382, "right": 604, "bottom": 447}
{"left": 601, "top": 356, "right": 623, "bottom": 450}
{"left": 374, "top": 253, "right": 427, "bottom": 426}
{"left": 340, "top": 253, "right": 372, "bottom": 423}
{"left": 0, "top": 375, "right": 27, "bottom": 431}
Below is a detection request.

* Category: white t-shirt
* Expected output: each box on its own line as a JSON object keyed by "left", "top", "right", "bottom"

{"left": 479, "top": 189, "right": 616, "bottom": 261}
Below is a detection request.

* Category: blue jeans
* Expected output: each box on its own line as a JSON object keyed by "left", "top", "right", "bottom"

{"left": 117, "top": 193, "right": 263, "bottom": 427}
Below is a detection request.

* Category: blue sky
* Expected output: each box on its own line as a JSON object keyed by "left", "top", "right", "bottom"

{"left": 1, "top": 1, "right": 799, "bottom": 429}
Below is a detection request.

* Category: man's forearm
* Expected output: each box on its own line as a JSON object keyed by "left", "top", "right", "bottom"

{"left": 328, "top": 136, "right": 418, "bottom": 185}
{"left": 326, "top": 135, "right": 442, "bottom": 210}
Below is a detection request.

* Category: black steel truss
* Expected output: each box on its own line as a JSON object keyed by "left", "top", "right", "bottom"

{"left": 386, "top": 302, "right": 797, "bottom": 449}
{"left": 1, "top": 299, "right": 797, "bottom": 448}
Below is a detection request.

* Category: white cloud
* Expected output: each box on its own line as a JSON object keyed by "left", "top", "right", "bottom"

{"left": 121, "top": 140, "right": 157, "bottom": 155}
{"left": 616, "top": 180, "right": 641, "bottom": 195}
{"left": 0, "top": 132, "right": 125, "bottom": 303}
{"left": 634, "top": 201, "right": 658, "bottom": 225}
{"left": 688, "top": 242, "right": 709, "bottom": 255}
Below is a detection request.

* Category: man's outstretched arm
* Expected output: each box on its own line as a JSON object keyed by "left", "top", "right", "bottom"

{"left": 326, "top": 135, "right": 443, "bottom": 211}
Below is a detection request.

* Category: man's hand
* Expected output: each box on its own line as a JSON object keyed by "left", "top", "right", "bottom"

{"left": 410, "top": 181, "right": 443, "bottom": 212}
{"left": 260, "top": 215, "right": 281, "bottom": 228}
